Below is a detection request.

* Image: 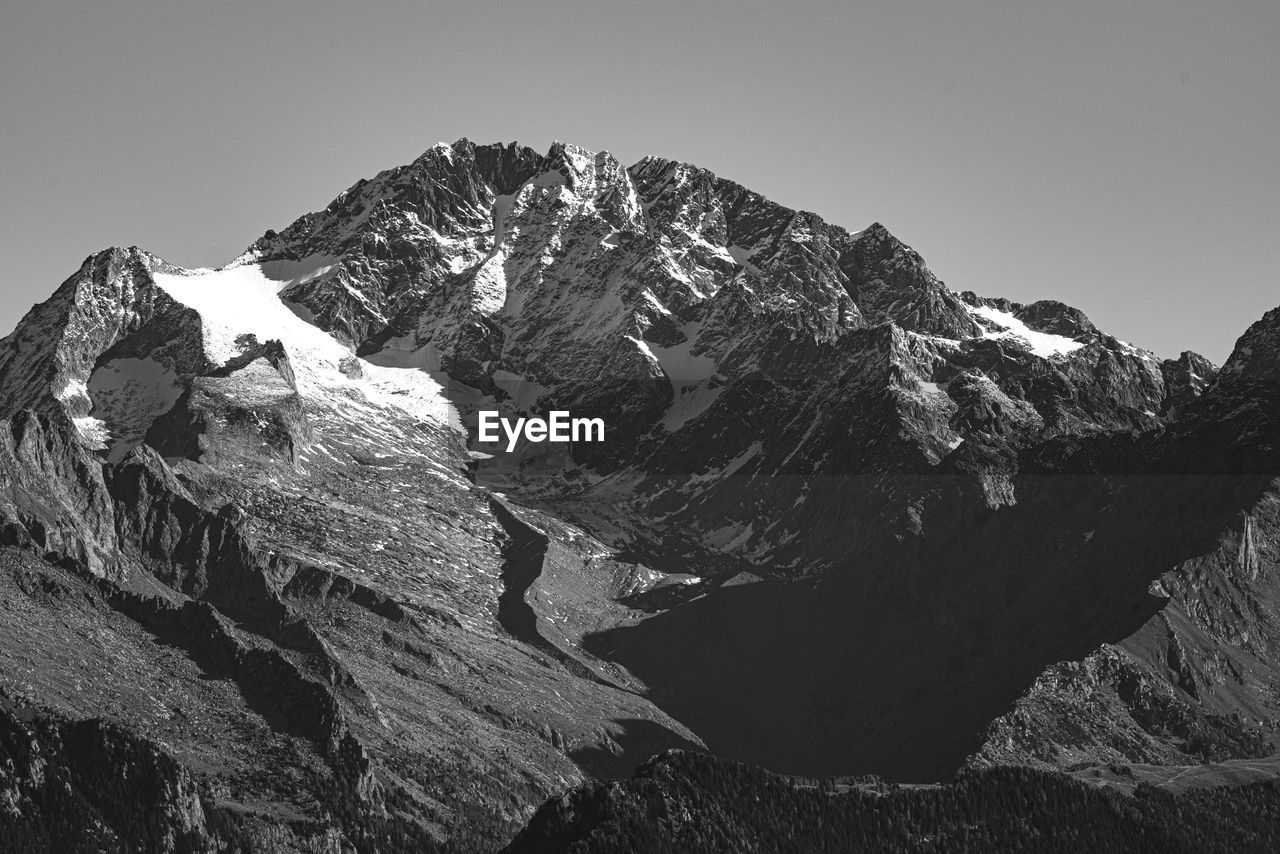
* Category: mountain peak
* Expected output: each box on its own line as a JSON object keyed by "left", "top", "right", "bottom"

{"left": 1218, "top": 304, "right": 1280, "bottom": 383}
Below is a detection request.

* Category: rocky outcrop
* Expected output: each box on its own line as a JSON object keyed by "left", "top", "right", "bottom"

{"left": 0, "top": 411, "right": 120, "bottom": 578}
{"left": 0, "top": 248, "right": 204, "bottom": 437}
{"left": 105, "top": 590, "right": 380, "bottom": 801}
{"left": 1161, "top": 350, "right": 1218, "bottom": 416}
{"left": 844, "top": 223, "right": 981, "bottom": 338}
{"left": 0, "top": 687, "right": 358, "bottom": 853}
{"left": 0, "top": 693, "right": 213, "bottom": 854}
{"left": 146, "top": 349, "right": 311, "bottom": 467}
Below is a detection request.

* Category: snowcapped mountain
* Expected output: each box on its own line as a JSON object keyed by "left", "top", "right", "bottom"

{"left": 3, "top": 138, "right": 1280, "bottom": 851}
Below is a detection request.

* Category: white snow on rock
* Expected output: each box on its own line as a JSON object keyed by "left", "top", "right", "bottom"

{"left": 151, "top": 260, "right": 459, "bottom": 434}
{"left": 364, "top": 337, "right": 488, "bottom": 432}
{"left": 626, "top": 335, "right": 660, "bottom": 364}
{"left": 529, "top": 169, "right": 568, "bottom": 192}
{"left": 469, "top": 252, "right": 509, "bottom": 316}
{"left": 642, "top": 290, "right": 672, "bottom": 316}
{"left": 554, "top": 142, "right": 595, "bottom": 177}
{"left": 72, "top": 416, "right": 111, "bottom": 449}
{"left": 1117, "top": 338, "right": 1160, "bottom": 364}
{"left": 154, "top": 260, "right": 345, "bottom": 367}
{"left": 55, "top": 379, "right": 92, "bottom": 411}
{"left": 970, "top": 304, "right": 1085, "bottom": 358}
{"left": 634, "top": 322, "right": 723, "bottom": 431}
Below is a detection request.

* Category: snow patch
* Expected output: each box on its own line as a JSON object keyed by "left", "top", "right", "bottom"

{"left": 152, "top": 263, "right": 458, "bottom": 434}
{"left": 647, "top": 322, "right": 723, "bottom": 431}
{"left": 625, "top": 335, "right": 659, "bottom": 364}
{"left": 429, "top": 141, "right": 454, "bottom": 162}
{"left": 642, "top": 290, "right": 672, "bottom": 316}
{"left": 970, "top": 305, "right": 1085, "bottom": 358}
{"left": 554, "top": 144, "right": 594, "bottom": 178}
{"left": 155, "top": 259, "right": 346, "bottom": 366}
{"left": 55, "top": 379, "right": 91, "bottom": 409}
{"left": 469, "top": 252, "right": 509, "bottom": 316}
{"left": 71, "top": 416, "right": 110, "bottom": 449}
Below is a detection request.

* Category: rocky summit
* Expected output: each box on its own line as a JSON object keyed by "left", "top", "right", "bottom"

{"left": 3, "top": 138, "right": 1280, "bottom": 852}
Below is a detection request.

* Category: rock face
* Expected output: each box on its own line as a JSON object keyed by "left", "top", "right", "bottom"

{"left": 1, "top": 690, "right": 213, "bottom": 854}
{"left": 2, "top": 137, "right": 1279, "bottom": 850}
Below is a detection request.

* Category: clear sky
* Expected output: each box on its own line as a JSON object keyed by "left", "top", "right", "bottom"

{"left": 2, "top": 1, "right": 1277, "bottom": 362}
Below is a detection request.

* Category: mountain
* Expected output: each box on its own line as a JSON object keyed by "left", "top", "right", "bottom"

{"left": 2, "top": 138, "right": 1280, "bottom": 851}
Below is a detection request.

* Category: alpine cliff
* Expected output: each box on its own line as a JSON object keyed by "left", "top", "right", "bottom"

{"left": 3, "top": 138, "right": 1280, "bottom": 852}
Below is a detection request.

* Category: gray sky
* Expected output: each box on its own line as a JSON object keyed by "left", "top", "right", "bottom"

{"left": 3, "top": 1, "right": 1277, "bottom": 362}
